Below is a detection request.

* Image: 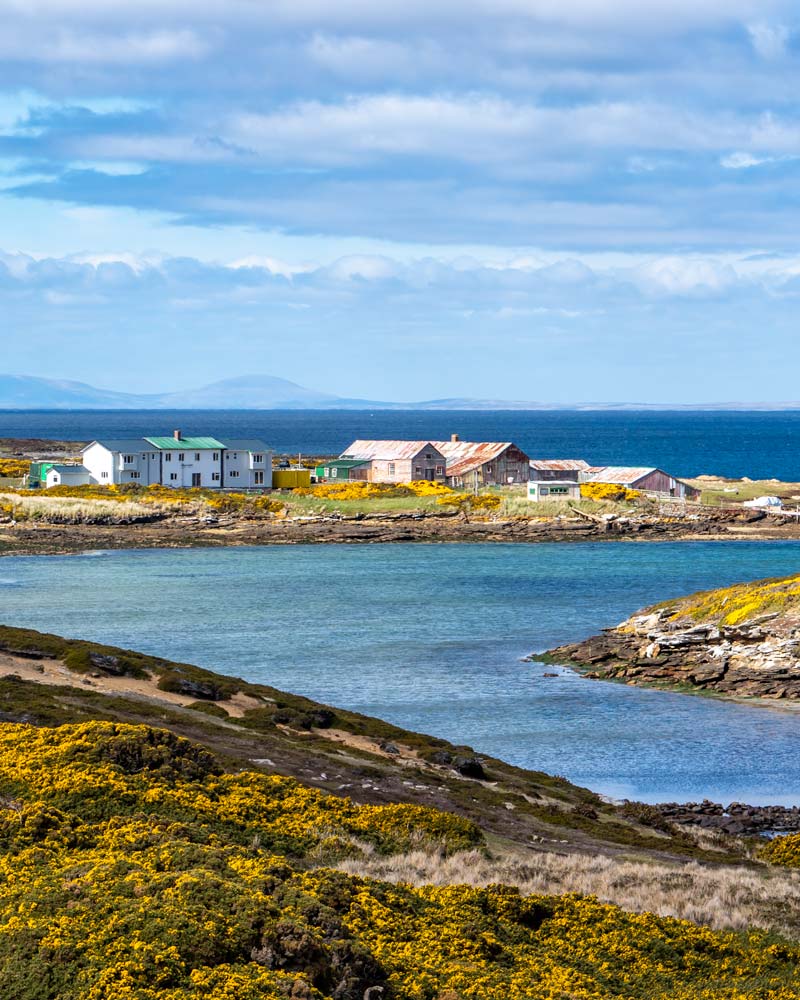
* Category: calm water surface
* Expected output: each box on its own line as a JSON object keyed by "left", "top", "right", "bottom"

{"left": 3, "top": 541, "right": 800, "bottom": 804}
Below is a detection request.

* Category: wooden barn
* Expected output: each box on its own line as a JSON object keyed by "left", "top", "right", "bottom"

{"left": 433, "top": 435, "right": 531, "bottom": 488}
{"left": 583, "top": 466, "right": 700, "bottom": 500}
{"left": 339, "top": 441, "right": 447, "bottom": 483}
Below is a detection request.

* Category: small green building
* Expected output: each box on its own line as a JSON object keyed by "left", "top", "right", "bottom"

{"left": 314, "top": 459, "right": 370, "bottom": 481}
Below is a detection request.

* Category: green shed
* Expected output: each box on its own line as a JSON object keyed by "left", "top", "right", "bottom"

{"left": 315, "top": 459, "right": 370, "bottom": 481}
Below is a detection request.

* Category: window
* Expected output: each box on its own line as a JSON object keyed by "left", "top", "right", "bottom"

{"left": 194, "top": 452, "right": 200, "bottom": 461}
{"left": 550, "top": 486, "right": 568, "bottom": 495}
{"left": 170, "top": 473, "right": 178, "bottom": 481}
{"left": 388, "top": 463, "right": 395, "bottom": 475}
{"left": 254, "top": 470, "right": 264, "bottom": 485}
{"left": 212, "top": 472, "right": 220, "bottom": 481}
{"left": 232, "top": 453, "right": 238, "bottom": 459}
{"left": 123, "top": 454, "right": 134, "bottom": 464}
{"left": 414, "top": 466, "right": 422, "bottom": 476}
{"left": 425, "top": 453, "right": 432, "bottom": 459}
{"left": 331, "top": 467, "right": 338, "bottom": 477}
{"left": 230, "top": 470, "right": 239, "bottom": 478}
{"left": 130, "top": 471, "right": 140, "bottom": 480}
{"left": 178, "top": 452, "right": 185, "bottom": 461}
{"left": 165, "top": 453, "right": 172, "bottom": 462}
{"left": 435, "top": 465, "right": 444, "bottom": 475}
{"left": 253, "top": 454, "right": 263, "bottom": 463}
{"left": 212, "top": 452, "right": 219, "bottom": 461}
{"left": 101, "top": 472, "right": 109, "bottom": 479}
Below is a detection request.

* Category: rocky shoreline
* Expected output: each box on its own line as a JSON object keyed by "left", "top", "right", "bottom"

{"left": 547, "top": 601, "right": 800, "bottom": 702}
{"left": 652, "top": 799, "right": 800, "bottom": 836}
{"left": 4, "top": 503, "right": 800, "bottom": 556}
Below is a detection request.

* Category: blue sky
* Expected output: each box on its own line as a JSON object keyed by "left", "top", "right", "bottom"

{"left": 2, "top": 0, "right": 800, "bottom": 402}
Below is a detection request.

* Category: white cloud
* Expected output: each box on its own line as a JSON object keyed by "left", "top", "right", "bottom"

{"left": 0, "top": 29, "right": 209, "bottom": 64}
{"left": 747, "top": 21, "right": 790, "bottom": 59}
{"left": 633, "top": 257, "right": 739, "bottom": 295}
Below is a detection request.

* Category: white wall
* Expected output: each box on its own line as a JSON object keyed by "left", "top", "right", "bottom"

{"left": 83, "top": 443, "right": 117, "bottom": 485}
{"left": 222, "top": 449, "right": 272, "bottom": 488}
{"left": 45, "top": 468, "right": 91, "bottom": 488}
{"left": 83, "top": 442, "right": 272, "bottom": 489}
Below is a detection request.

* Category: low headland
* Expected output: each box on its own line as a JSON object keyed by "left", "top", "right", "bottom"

{"left": 2, "top": 624, "right": 800, "bottom": 997}
{"left": 546, "top": 572, "right": 800, "bottom": 704}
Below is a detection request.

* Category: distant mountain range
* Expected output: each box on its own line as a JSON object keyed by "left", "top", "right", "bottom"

{"left": 1, "top": 374, "right": 800, "bottom": 411}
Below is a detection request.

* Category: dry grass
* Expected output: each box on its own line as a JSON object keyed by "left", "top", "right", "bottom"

{"left": 338, "top": 846, "right": 800, "bottom": 939}
{"left": 0, "top": 492, "right": 161, "bottom": 525}
{"left": 497, "top": 495, "right": 631, "bottom": 519}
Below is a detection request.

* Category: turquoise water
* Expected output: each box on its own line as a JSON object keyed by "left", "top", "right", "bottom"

{"left": 3, "top": 541, "right": 800, "bottom": 804}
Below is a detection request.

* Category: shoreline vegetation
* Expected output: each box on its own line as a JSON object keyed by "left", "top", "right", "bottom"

{"left": 2, "top": 626, "right": 800, "bottom": 997}
{"left": 4, "top": 481, "right": 800, "bottom": 558}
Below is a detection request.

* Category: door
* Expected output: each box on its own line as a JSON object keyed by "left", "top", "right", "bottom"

{"left": 191, "top": 473, "right": 201, "bottom": 487}
{"left": 425, "top": 468, "right": 435, "bottom": 480}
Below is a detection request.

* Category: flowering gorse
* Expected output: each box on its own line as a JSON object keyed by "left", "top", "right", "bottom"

{"left": 0, "top": 721, "right": 796, "bottom": 999}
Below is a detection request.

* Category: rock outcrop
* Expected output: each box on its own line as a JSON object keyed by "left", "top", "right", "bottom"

{"left": 546, "top": 574, "right": 800, "bottom": 700}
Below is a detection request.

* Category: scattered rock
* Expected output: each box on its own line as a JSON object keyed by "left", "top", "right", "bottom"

{"left": 455, "top": 756, "right": 487, "bottom": 780}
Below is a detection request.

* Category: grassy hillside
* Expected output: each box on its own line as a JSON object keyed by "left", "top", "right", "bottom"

{"left": 0, "top": 625, "right": 737, "bottom": 863}
{"left": 3, "top": 626, "right": 800, "bottom": 997}
{"left": 1, "top": 719, "right": 799, "bottom": 1000}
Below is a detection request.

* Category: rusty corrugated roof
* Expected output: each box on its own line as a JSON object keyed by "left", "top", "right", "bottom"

{"left": 341, "top": 440, "right": 444, "bottom": 461}
{"left": 586, "top": 466, "right": 658, "bottom": 485}
{"left": 432, "top": 441, "right": 522, "bottom": 477}
{"left": 530, "top": 459, "right": 590, "bottom": 471}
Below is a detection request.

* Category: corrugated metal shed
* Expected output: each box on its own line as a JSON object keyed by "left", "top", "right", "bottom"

{"left": 432, "top": 441, "right": 511, "bottom": 477}
{"left": 342, "top": 440, "right": 440, "bottom": 460}
{"left": 272, "top": 469, "right": 311, "bottom": 489}
{"left": 530, "top": 459, "right": 590, "bottom": 472}
{"left": 144, "top": 436, "right": 225, "bottom": 451}
{"left": 586, "top": 467, "right": 657, "bottom": 485}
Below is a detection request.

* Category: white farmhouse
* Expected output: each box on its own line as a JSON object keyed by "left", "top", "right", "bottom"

{"left": 81, "top": 430, "right": 272, "bottom": 489}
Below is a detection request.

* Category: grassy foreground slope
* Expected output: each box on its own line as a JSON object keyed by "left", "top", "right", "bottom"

{"left": 2, "top": 627, "right": 800, "bottom": 996}
{"left": 1, "top": 720, "right": 800, "bottom": 1000}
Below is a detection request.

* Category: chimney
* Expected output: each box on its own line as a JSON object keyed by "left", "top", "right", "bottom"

{"left": 451, "top": 433, "right": 460, "bottom": 443}
{"left": 173, "top": 429, "right": 182, "bottom": 441}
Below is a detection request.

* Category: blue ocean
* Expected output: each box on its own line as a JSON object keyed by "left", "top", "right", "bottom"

{"left": 3, "top": 408, "right": 800, "bottom": 480}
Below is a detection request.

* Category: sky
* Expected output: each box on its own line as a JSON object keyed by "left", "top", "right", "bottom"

{"left": 2, "top": 1, "right": 800, "bottom": 403}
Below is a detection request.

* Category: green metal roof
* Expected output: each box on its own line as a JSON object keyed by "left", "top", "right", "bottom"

{"left": 144, "top": 436, "right": 225, "bottom": 451}
{"left": 321, "top": 459, "right": 369, "bottom": 470}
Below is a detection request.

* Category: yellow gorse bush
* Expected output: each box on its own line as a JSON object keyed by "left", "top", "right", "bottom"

{"left": 0, "top": 458, "right": 30, "bottom": 478}
{"left": 580, "top": 482, "right": 641, "bottom": 502}
{"left": 760, "top": 832, "right": 800, "bottom": 868}
{"left": 294, "top": 480, "right": 455, "bottom": 500}
{"left": 0, "top": 720, "right": 797, "bottom": 1000}
{"left": 654, "top": 574, "right": 800, "bottom": 627}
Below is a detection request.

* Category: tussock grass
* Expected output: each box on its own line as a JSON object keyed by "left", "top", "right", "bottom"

{"left": 498, "top": 496, "right": 627, "bottom": 519}
{"left": 0, "top": 492, "right": 161, "bottom": 524}
{"left": 338, "top": 846, "right": 800, "bottom": 939}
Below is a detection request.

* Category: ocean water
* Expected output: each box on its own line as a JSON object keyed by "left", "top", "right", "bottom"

{"left": 3, "top": 540, "right": 800, "bottom": 804}
{"left": 4, "top": 408, "right": 800, "bottom": 480}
